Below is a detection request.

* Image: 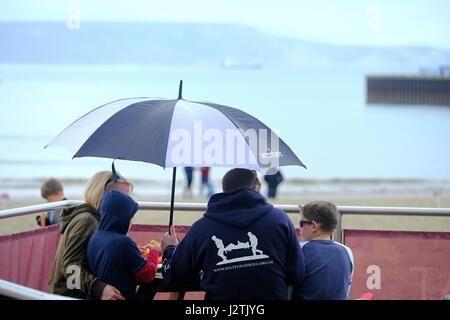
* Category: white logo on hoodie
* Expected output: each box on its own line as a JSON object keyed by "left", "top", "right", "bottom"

{"left": 211, "top": 232, "right": 268, "bottom": 265}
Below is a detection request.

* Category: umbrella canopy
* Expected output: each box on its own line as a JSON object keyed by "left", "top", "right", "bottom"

{"left": 46, "top": 81, "right": 306, "bottom": 225}
{"left": 47, "top": 105, "right": 304, "bottom": 171}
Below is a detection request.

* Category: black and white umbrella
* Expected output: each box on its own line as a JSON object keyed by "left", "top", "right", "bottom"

{"left": 46, "top": 81, "right": 306, "bottom": 226}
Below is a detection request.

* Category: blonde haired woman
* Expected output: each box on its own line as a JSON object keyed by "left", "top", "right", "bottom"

{"left": 48, "top": 166, "right": 133, "bottom": 299}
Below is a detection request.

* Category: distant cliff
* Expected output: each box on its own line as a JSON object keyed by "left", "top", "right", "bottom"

{"left": 1, "top": 21, "right": 449, "bottom": 68}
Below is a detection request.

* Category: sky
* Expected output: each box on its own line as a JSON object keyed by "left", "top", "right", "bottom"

{"left": 1, "top": 0, "right": 450, "bottom": 48}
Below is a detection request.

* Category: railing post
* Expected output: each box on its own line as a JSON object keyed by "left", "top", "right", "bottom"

{"left": 334, "top": 213, "right": 343, "bottom": 243}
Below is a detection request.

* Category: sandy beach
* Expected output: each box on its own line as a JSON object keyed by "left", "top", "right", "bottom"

{"left": 1, "top": 178, "right": 449, "bottom": 236}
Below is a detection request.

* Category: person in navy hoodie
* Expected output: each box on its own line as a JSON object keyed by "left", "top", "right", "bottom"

{"left": 161, "top": 168, "right": 305, "bottom": 300}
{"left": 86, "top": 190, "right": 160, "bottom": 300}
{"left": 292, "top": 201, "right": 354, "bottom": 300}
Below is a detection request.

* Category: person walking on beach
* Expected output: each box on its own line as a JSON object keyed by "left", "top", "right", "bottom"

{"left": 48, "top": 166, "right": 133, "bottom": 300}
{"left": 292, "top": 201, "right": 354, "bottom": 300}
{"left": 36, "top": 178, "right": 66, "bottom": 227}
{"left": 86, "top": 190, "right": 160, "bottom": 300}
{"left": 183, "top": 167, "right": 194, "bottom": 198}
{"left": 264, "top": 169, "right": 284, "bottom": 199}
{"left": 160, "top": 168, "right": 304, "bottom": 299}
{"left": 200, "top": 166, "right": 214, "bottom": 198}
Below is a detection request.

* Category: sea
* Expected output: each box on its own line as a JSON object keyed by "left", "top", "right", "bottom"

{"left": 1, "top": 63, "right": 450, "bottom": 198}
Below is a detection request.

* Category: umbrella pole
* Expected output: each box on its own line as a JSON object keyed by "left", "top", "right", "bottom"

{"left": 169, "top": 80, "right": 182, "bottom": 232}
{"left": 168, "top": 167, "right": 177, "bottom": 231}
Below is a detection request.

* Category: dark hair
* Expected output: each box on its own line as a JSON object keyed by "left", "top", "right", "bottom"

{"left": 41, "top": 178, "right": 63, "bottom": 199}
{"left": 222, "top": 168, "right": 258, "bottom": 193}
{"left": 301, "top": 201, "right": 340, "bottom": 233}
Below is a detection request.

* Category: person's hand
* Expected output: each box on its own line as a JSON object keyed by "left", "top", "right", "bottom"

{"left": 100, "top": 284, "right": 125, "bottom": 300}
{"left": 161, "top": 225, "right": 179, "bottom": 251}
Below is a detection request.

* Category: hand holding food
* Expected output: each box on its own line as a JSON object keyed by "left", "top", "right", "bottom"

{"left": 140, "top": 240, "right": 162, "bottom": 257}
{"left": 146, "top": 240, "right": 162, "bottom": 255}
{"left": 139, "top": 246, "right": 151, "bottom": 258}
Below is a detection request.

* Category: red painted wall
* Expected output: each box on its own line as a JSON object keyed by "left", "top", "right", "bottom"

{"left": 344, "top": 230, "right": 450, "bottom": 300}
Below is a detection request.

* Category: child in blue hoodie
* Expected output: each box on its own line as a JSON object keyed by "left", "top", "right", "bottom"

{"left": 86, "top": 190, "right": 160, "bottom": 299}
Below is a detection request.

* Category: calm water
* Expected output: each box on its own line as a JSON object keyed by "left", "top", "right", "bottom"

{"left": 1, "top": 64, "right": 450, "bottom": 181}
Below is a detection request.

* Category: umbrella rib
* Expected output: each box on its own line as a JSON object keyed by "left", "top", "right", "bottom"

{"left": 47, "top": 97, "right": 151, "bottom": 148}
{"left": 123, "top": 99, "right": 178, "bottom": 167}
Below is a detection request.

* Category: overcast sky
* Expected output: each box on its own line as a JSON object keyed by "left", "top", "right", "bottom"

{"left": 1, "top": 0, "right": 449, "bottom": 48}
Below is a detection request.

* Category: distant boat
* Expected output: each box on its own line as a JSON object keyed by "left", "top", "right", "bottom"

{"left": 220, "top": 57, "right": 262, "bottom": 70}
{"left": 366, "top": 66, "right": 450, "bottom": 106}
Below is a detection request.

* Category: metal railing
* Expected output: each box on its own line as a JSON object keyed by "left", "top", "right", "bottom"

{"left": 0, "top": 279, "right": 78, "bottom": 300}
{"left": 2, "top": 200, "right": 450, "bottom": 243}
{"left": 2, "top": 200, "right": 450, "bottom": 220}
{"left": 0, "top": 200, "right": 83, "bottom": 219}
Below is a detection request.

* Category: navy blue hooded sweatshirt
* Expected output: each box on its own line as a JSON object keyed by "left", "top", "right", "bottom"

{"left": 162, "top": 187, "right": 305, "bottom": 300}
{"left": 86, "top": 190, "right": 147, "bottom": 300}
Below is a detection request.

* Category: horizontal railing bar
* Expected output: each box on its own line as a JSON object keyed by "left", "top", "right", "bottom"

{"left": 0, "top": 279, "right": 78, "bottom": 300}
{"left": 0, "top": 200, "right": 84, "bottom": 219}
{"left": 140, "top": 203, "right": 450, "bottom": 216}
{"left": 332, "top": 205, "right": 450, "bottom": 216}
{"left": 1, "top": 200, "right": 450, "bottom": 220}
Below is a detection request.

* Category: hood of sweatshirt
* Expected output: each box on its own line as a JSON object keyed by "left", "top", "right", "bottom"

{"left": 204, "top": 187, "right": 273, "bottom": 228}
{"left": 98, "top": 190, "right": 138, "bottom": 235}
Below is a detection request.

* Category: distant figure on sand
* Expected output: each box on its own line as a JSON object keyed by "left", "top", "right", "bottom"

{"left": 264, "top": 169, "right": 284, "bottom": 198}
{"left": 183, "top": 167, "right": 194, "bottom": 198}
{"left": 36, "top": 178, "right": 66, "bottom": 227}
{"left": 200, "top": 167, "right": 214, "bottom": 198}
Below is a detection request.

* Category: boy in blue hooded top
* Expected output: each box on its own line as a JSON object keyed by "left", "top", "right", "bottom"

{"left": 161, "top": 168, "right": 305, "bottom": 300}
{"left": 292, "top": 201, "right": 354, "bottom": 300}
{"left": 86, "top": 190, "right": 160, "bottom": 300}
